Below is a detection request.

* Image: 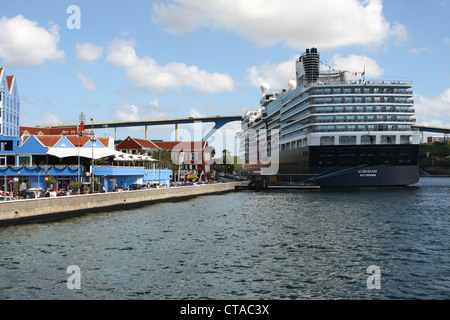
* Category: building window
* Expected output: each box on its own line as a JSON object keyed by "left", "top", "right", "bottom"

{"left": 17, "top": 155, "right": 32, "bottom": 167}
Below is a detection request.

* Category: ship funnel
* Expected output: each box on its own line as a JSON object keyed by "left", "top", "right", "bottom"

{"left": 296, "top": 47, "right": 320, "bottom": 87}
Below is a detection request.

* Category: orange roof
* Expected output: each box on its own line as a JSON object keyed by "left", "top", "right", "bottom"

{"left": 35, "top": 136, "right": 62, "bottom": 147}
{"left": 97, "top": 138, "right": 110, "bottom": 147}
{"left": 66, "top": 136, "right": 90, "bottom": 147}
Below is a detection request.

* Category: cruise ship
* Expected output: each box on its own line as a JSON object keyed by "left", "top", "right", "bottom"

{"left": 239, "top": 48, "right": 420, "bottom": 187}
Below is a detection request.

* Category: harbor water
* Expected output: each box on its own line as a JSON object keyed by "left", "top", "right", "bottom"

{"left": 0, "top": 177, "right": 448, "bottom": 300}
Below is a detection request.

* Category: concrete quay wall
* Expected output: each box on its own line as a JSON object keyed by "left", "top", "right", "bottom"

{"left": 0, "top": 182, "right": 248, "bottom": 225}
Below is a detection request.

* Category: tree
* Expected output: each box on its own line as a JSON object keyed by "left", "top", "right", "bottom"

{"left": 222, "top": 149, "right": 233, "bottom": 173}
{"left": 149, "top": 148, "right": 176, "bottom": 171}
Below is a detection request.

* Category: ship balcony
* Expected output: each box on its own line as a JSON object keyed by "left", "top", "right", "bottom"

{"left": 309, "top": 79, "right": 412, "bottom": 88}
{"left": 312, "top": 106, "right": 415, "bottom": 114}
{"left": 281, "top": 117, "right": 416, "bottom": 133}
{"left": 310, "top": 98, "right": 414, "bottom": 105}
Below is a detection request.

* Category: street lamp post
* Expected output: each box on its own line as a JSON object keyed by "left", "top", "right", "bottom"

{"left": 90, "top": 117, "right": 96, "bottom": 194}
{"left": 90, "top": 136, "right": 96, "bottom": 193}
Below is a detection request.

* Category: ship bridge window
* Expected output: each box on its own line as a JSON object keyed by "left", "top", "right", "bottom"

{"left": 339, "top": 136, "right": 357, "bottom": 145}
{"left": 400, "top": 135, "right": 411, "bottom": 144}
{"left": 320, "top": 136, "right": 335, "bottom": 145}
{"left": 361, "top": 135, "right": 376, "bottom": 144}
{"left": 381, "top": 135, "right": 396, "bottom": 144}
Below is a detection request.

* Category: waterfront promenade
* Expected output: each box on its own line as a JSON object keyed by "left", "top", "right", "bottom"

{"left": 0, "top": 182, "right": 248, "bottom": 225}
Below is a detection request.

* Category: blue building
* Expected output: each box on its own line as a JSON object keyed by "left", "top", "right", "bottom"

{"left": 0, "top": 67, "right": 20, "bottom": 137}
{"left": 0, "top": 67, "right": 172, "bottom": 194}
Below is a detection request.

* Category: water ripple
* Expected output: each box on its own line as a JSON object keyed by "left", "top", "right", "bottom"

{"left": 0, "top": 178, "right": 449, "bottom": 299}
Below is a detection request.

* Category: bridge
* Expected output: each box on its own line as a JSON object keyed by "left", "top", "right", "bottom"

{"left": 46, "top": 116, "right": 242, "bottom": 141}
{"left": 412, "top": 125, "right": 450, "bottom": 134}
{"left": 44, "top": 117, "right": 450, "bottom": 142}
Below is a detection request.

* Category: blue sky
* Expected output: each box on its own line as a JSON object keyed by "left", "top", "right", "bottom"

{"left": 1, "top": 0, "right": 450, "bottom": 150}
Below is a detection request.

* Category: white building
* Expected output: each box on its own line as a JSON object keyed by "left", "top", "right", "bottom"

{"left": 0, "top": 67, "right": 20, "bottom": 137}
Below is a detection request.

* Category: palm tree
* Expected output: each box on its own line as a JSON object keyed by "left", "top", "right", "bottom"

{"left": 149, "top": 148, "right": 175, "bottom": 171}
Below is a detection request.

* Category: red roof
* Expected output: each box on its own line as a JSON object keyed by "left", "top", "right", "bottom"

{"left": 6, "top": 75, "right": 14, "bottom": 94}
{"left": 21, "top": 126, "right": 79, "bottom": 136}
{"left": 154, "top": 141, "right": 207, "bottom": 151}
{"left": 132, "top": 137, "right": 160, "bottom": 149}
{"left": 116, "top": 137, "right": 208, "bottom": 152}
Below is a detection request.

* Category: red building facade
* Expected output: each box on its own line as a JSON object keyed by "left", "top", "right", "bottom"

{"left": 116, "top": 137, "right": 211, "bottom": 181}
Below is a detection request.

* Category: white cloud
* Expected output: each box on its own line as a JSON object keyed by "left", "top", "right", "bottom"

{"left": 112, "top": 99, "right": 171, "bottom": 122}
{"left": 0, "top": 15, "right": 64, "bottom": 67}
{"left": 152, "top": 0, "right": 407, "bottom": 49}
{"left": 76, "top": 72, "right": 97, "bottom": 92}
{"left": 389, "top": 21, "right": 409, "bottom": 45}
{"left": 106, "top": 39, "right": 234, "bottom": 94}
{"left": 113, "top": 102, "right": 140, "bottom": 122}
{"left": 247, "top": 59, "right": 296, "bottom": 90}
{"left": 415, "top": 89, "right": 450, "bottom": 127}
{"left": 329, "top": 54, "right": 384, "bottom": 79}
{"left": 409, "top": 47, "right": 432, "bottom": 55}
{"left": 76, "top": 42, "right": 103, "bottom": 62}
{"left": 188, "top": 107, "right": 205, "bottom": 118}
{"left": 247, "top": 53, "right": 384, "bottom": 90}
{"left": 31, "top": 112, "right": 67, "bottom": 126}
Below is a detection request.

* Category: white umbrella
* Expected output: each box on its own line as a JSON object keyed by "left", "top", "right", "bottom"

{"left": 48, "top": 147, "right": 121, "bottom": 160}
